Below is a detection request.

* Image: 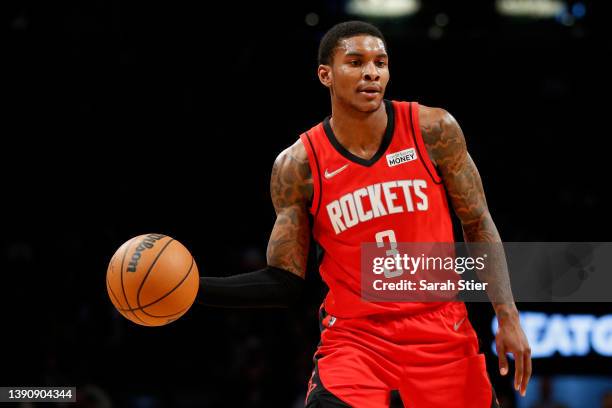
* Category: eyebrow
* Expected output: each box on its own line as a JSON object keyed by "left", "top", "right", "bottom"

{"left": 344, "top": 52, "right": 388, "bottom": 58}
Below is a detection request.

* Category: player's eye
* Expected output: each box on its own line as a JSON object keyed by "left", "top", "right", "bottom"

{"left": 376, "top": 61, "right": 387, "bottom": 67}
{"left": 349, "top": 60, "right": 361, "bottom": 66}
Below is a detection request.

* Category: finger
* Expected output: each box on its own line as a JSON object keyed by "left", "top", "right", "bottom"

{"left": 514, "top": 350, "right": 524, "bottom": 392}
{"left": 521, "top": 349, "right": 532, "bottom": 396}
{"left": 497, "top": 342, "right": 508, "bottom": 376}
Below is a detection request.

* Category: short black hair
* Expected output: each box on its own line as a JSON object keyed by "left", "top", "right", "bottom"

{"left": 318, "top": 21, "right": 387, "bottom": 65}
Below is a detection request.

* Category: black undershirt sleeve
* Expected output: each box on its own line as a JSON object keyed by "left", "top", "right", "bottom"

{"left": 196, "top": 266, "right": 305, "bottom": 308}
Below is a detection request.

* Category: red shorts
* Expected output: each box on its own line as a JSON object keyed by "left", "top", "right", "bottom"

{"left": 305, "top": 302, "right": 499, "bottom": 408}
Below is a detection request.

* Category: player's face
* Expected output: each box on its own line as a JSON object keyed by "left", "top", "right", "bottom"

{"left": 319, "top": 35, "right": 389, "bottom": 113}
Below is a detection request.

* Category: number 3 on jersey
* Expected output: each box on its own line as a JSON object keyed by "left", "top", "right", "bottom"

{"left": 375, "top": 229, "right": 403, "bottom": 278}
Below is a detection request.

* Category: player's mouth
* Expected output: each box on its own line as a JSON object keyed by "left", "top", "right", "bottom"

{"left": 357, "top": 85, "right": 381, "bottom": 99}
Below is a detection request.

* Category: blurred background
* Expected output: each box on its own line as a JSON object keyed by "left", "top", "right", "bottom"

{"left": 2, "top": 0, "right": 611, "bottom": 407}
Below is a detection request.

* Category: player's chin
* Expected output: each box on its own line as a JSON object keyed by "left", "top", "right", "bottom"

{"left": 354, "top": 94, "right": 383, "bottom": 112}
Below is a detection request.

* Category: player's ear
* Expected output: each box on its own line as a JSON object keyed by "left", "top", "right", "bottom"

{"left": 318, "top": 64, "right": 332, "bottom": 88}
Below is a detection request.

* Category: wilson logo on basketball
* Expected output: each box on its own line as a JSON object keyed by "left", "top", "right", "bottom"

{"left": 127, "top": 233, "right": 165, "bottom": 273}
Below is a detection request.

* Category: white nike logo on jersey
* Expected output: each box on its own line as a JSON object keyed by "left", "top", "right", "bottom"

{"left": 324, "top": 164, "right": 349, "bottom": 179}
{"left": 454, "top": 317, "right": 466, "bottom": 331}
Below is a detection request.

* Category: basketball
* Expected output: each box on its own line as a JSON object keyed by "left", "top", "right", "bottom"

{"left": 106, "top": 233, "right": 200, "bottom": 326}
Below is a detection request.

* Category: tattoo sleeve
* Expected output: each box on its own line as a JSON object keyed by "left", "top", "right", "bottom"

{"left": 422, "top": 108, "right": 516, "bottom": 310}
{"left": 266, "top": 140, "right": 313, "bottom": 278}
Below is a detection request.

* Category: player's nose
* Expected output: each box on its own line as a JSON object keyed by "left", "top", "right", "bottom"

{"left": 363, "top": 61, "right": 380, "bottom": 81}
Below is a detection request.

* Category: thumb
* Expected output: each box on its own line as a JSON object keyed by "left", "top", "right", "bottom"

{"left": 497, "top": 341, "right": 508, "bottom": 376}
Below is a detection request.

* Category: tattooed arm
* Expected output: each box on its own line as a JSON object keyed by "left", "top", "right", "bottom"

{"left": 196, "top": 139, "right": 311, "bottom": 308}
{"left": 419, "top": 106, "right": 511, "bottom": 300}
{"left": 420, "top": 106, "right": 531, "bottom": 396}
{"left": 267, "top": 139, "right": 313, "bottom": 278}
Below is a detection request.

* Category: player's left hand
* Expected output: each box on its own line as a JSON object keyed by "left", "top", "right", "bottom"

{"left": 495, "top": 308, "right": 531, "bottom": 397}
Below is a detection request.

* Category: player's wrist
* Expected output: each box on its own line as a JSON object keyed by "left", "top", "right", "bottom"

{"left": 494, "top": 303, "right": 519, "bottom": 325}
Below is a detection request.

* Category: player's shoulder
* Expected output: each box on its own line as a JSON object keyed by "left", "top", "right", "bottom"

{"left": 271, "top": 138, "right": 313, "bottom": 206}
{"left": 413, "top": 104, "right": 467, "bottom": 166}
{"left": 272, "top": 138, "right": 312, "bottom": 187}
{"left": 418, "top": 104, "right": 457, "bottom": 133}
{"left": 416, "top": 103, "right": 464, "bottom": 146}
{"left": 274, "top": 138, "right": 309, "bottom": 169}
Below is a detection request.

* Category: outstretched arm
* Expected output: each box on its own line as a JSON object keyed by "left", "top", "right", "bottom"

{"left": 420, "top": 106, "right": 531, "bottom": 396}
{"left": 196, "top": 140, "right": 312, "bottom": 308}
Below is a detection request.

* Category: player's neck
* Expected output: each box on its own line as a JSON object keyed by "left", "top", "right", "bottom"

{"left": 329, "top": 100, "right": 387, "bottom": 158}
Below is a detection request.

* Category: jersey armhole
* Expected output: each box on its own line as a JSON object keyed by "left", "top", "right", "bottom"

{"left": 409, "top": 101, "right": 443, "bottom": 185}
{"left": 299, "top": 132, "right": 322, "bottom": 216}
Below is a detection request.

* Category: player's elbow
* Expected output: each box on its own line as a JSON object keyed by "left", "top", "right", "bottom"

{"left": 460, "top": 210, "right": 501, "bottom": 242}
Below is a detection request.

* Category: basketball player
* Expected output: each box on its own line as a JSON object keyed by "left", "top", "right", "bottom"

{"left": 198, "top": 21, "right": 531, "bottom": 407}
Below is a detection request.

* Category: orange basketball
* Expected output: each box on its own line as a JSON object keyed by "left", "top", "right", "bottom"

{"left": 106, "top": 234, "right": 199, "bottom": 326}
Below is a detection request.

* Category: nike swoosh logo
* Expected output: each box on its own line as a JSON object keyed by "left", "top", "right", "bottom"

{"left": 324, "top": 164, "right": 348, "bottom": 179}
{"left": 454, "top": 317, "right": 466, "bottom": 331}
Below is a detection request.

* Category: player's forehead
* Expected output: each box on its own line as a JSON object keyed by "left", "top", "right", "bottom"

{"left": 335, "top": 35, "right": 387, "bottom": 58}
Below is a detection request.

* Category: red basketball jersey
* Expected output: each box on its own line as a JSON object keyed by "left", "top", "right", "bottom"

{"left": 300, "top": 100, "right": 455, "bottom": 318}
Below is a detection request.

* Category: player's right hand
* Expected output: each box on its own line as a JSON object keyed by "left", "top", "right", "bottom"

{"left": 495, "top": 308, "right": 532, "bottom": 397}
